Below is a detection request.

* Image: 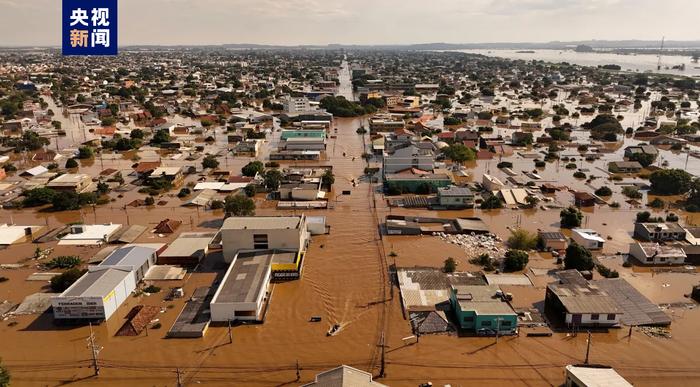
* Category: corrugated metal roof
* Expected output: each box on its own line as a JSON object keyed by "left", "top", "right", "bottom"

{"left": 100, "top": 246, "right": 155, "bottom": 268}
{"left": 62, "top": 268, "right": 130, "bottom": 298}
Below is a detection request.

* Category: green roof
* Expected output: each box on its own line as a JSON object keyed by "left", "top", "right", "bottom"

{"left": 281, "top": 130, "right": 325, "bottom": 140}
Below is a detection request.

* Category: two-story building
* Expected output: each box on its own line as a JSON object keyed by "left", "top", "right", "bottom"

{"left": 450, "top": 285, "right": 518, "bottom": 335}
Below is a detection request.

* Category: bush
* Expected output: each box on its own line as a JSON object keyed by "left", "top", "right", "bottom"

{"left": 565, "top": 163, "right": 577, "bottom": 169}
{"left": 597, "top": 264, "right": 619, "bottom": 278}
{"left": 573, "top": 171, "right": 586, "bottom": 179}
{"left": 594, "top": 186, "right": 612, "bottom": 196}
{"left": 265, "top": 161, "right": 280, "bottom": 168}
{"left": 481, "top": 195, "right": 503, "bottom": 209}
{"left": 503, "top": 250, "right": 529, "bottom": 272}
{"left": 201, "top": 155, "right": 219, "bottom": 169}
{"left": 497, "top": 161, "right": 513, "bottom": 169}
{"left": 243, "top": 184, "right": 256, "bottom": 197}
{"left": 66, "top": 159, "right": 78, "bottom": 169}
{"left": 23, "top": 188, "right": 57, "bottom": 207}
{"left": 143, "top": 285, "right": 161, "bottom": 294}
{"left": 224, "top": 194, "right": 255, "bottom": 217}
{"left": 622, "top": 186, "right": 642, "bottom": 199}
{"left": 666, "top": 213, "right": 679, "bottom": 222}
{"left": 534, "top": 160, "right": 546, "bottom": 168}
{"left": 45, "top": 256, "right": 82, "bottom": 269}
{"left": 210, "top": 199, "right": 224, "bottom": 209}
{"left": 50, "top": 268, "right": 87, "bottom": 292}
{"left": 507, "top": 228, "right": 538, "bottom": 250}
{"left": 144, "top": 196, "right": 155, "bottom": 205}
{"left": 649, "top": 198, "right": 665, "bottom": 208}
{"left": 443, "top": 257, "right": 457, "bottom": 273}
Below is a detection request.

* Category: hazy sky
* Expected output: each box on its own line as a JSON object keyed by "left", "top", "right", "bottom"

{"left": 1, "top": 0, "right": 699, "bottom": 46}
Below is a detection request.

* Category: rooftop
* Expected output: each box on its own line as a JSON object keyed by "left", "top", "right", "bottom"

{"left": 452, "top": 284, "right": 516, "bottom": 316}
{"left": 548, "top": 272, "right": 621, "bottom": 315}
{"left": 566, "top": 365, "right": 632, "bottom": 387}
{"left": 100, "top": 246, "right": 156, "bottom": 268}
{"left": 222, "top": 216, "right": 302, "bottom": 230}
{"left": 213, "top": 251, "right": 273, "bottom": 304}
{"left": 61, "top": 268, "right": 131, "bottom": 298}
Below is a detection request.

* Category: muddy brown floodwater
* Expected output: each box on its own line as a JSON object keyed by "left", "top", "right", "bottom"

{"left": 1, "top": 114, "right": 700, "bottom": 386}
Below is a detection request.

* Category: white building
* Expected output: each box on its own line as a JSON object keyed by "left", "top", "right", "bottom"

{"left": 58, "top": 224, "right": 123, "bottom": 246}
{"left": 571, "top": 229, "right": 605, "bottom": 250}
{"left": 210, "top": 250, "right": 272, "bottom": 322}
{"left": 282, "top": 95, "right": 311, "bottom": 114}
{"left": 52, "top": 246, "right": 157, "bottom": 320}
{"left": 565, "top": 365, "right": 632, "bottom": 387}
{"left": 629, "top": 242, "right": 687, "bottom": 265}
{"left": 383, "top": 145, "right": 435, "bottom": 174}
{"left": 221, "top": 216, "right": 310, "bottom": 262}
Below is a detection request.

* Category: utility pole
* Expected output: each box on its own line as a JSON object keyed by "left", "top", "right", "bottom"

{"left": 87, "top": 323, "right": 101, "bottom": 376}
{"left": 584, "top": 330, "right": 592, "bottom": 365}
{"left": 176, "top": 367, "right": 183, "bottom": 387}
{"left": 379, "top": 332, "right": 386, "bottom": 378}
{"left": 228, "top": 319, "right": 233, "bottom": 344}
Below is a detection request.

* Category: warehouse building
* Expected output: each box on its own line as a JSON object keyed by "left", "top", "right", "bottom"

{"left": 210, "top": 250, "right": 273, "bottom": 322}
{"left": 221, "top": 216, "right": 310, "bottom": 261}
{"left": 52, "top": 246, "right": 157, "bottom": 321}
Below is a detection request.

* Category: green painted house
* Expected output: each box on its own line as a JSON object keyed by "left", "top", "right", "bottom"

{"left": 450, "top": 285, "right": 518, "bottom": 335}
{"left": 280, "top": 130, "right": 326, "bottom": 141}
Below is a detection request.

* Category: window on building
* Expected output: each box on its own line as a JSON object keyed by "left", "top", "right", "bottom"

{"left": 463, "top": 316, "right": 473, "bottom": 322}
{"left": 253, "top": 234, "right": 269, "bottom": 249}
{"left": 481, "top": 320, "right": 492, "bottom": 327}
{"left": 501, "top": 320, "right": 511, "bottom": 327}
{"left": 607, "top": 314, "right": 616, "bottom": 321}
{"left": 591, "top": 314, "right": 599, "bottom": 320}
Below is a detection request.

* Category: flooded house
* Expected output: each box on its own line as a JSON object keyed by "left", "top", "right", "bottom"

{"left": 571, "top": 229, "right": 605, "bottom": 250}
{"left": 449, "top": 284, "right": 518, "bottom": 335}
{"left": 545, "top": 270, "right": 622, "bottom": 328}
{"left": 51, "top": 246, "right": 158, "bottom": 321}
{"left": 628, "top": 242, "right": 687, "bottom": 265}
{"left": 633, "top": 222, "right": 687, "bottom": 242}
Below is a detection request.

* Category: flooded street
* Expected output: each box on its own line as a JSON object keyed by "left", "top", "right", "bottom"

{"left": 1, "top": 110, "right": 700, "bottom": 386}
{"left": 457, "top": 49, "right": 700, "bottom": 77}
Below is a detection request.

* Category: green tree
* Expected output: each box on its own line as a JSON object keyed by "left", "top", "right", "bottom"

{"left": 130, "top": 128, "right": 144, "bottom": 139}
{"left": 321, "top": 170, "right": 335, "bottom": 188}
{"left": 96, "top": 181, "right": 110, "bottom": 194}
{"left": 224, "top": 194, "right": 256, "bottom": 217}
{"left": 52, "top": 191, "right": 82, "bottom": 211}
{"left": 443, "top": 257, "right": 457, "bottom": 273}
{"left": 202, "top": 155, "right": 219, "bottom": 169}
{"left": 443, "top": 144, "right": 476, "bottom": 164}
{"left": 481, "top": 195, "right": 503, "bottom": 209}
{"left": 264, "top": 169, "right": 283, "bottom": 191}
{"left": 650, "top": 169, "right": 692, "bottom": 195}
{"left": 0, "top": 358, "right": 10, "bottom": 387}
{"left": 503, "top": 249, "right": 529, "bottom": 272}
{"left": 560, "top": 206, "right": 583, "bottom": 228}
{"left": 144, "top": 196, "right": 155, "bottom": 206}
{"left": 594, "top": 186, "right": 612, "bottom": 196}
{"left": 23, "top": 188, "right": 57, "bottom": 207}
{"left": 507, "top": 228, "right": 538, "bottom": 250}
{"left": 241, "top": 161, "right": 264, "bottom": 177}
{"left": 564, "top": 243, "right": 595, "bottom": 271}
{"left": 243, "top": 184, "right": 256, "bottom": 197}
{"left": 50, "top": 268, "right": 87, "bottom": 292}
{"left": 628, "top": 152, "right": 656, "bottom": 167}
{"left": 65, "top": 158, "right": 79, "bottom": 169}
{"left": 77, "top": 146, "right": 94, "bottom": 159}
{"left": 150, "top": 129, "right": 171, "bottom": 145}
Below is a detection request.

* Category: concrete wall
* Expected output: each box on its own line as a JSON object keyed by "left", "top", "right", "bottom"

{"left": 565, "top": 312, "right": 619, "bottom": 326}
{"left": 222, "top": 221, "right": 309, "bottom": 263}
